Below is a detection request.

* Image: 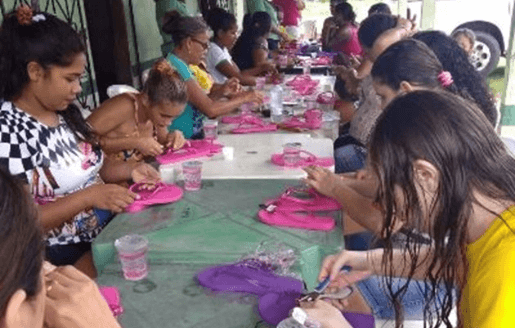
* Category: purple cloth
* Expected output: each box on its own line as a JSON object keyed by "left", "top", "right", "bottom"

{"left": 343, "top": 312, "right": 375, "bottom": 328}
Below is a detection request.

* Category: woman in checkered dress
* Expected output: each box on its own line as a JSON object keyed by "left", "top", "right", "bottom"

{"left": 0, "top": 6, "right": 160, "bottom": 278}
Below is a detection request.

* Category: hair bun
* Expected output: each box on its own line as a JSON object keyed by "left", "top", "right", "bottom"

{"left": 16, "top": 4, "right": 33, "bottom": 26}
{"left": 153, "top": 59, "right": 179, "bottom": 79}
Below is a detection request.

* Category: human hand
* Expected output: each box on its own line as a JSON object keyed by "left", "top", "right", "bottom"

{"left": 334, "top": 66, "right": 360, "bottom": 96}
{"left": 131, "top": 163, "right": 161, "bottom": 186}
{"left": 44, "top": 266, "right": 121, "bottom": 328}
{"left": 135, "top": 136, "right": 163, "bottom": 157}
{"left": 303, "top": 166, "right": 342, "bottom": 198}
{"left": 300, "top": 300, "right": 352, "bottom": 328}
{"left": 243, "top": 90, "right": 264, "bottom": 104}
{"left": 85, "top": 184, "right": 137, "bottom": 213}
{"left": 165, "top": 130, "right": 186, "bottom": 150}
{"left": 259, "top": 61, "right": 278, "bottom": 75}
{"left": 319, "top": 251, "right": 372, "bottom": 290}
{"left": 223, "top": 77, "right": 241, "bottom": 96}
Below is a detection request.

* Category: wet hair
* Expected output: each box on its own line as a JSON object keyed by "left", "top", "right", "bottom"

{"left": 334, "top": 2, "right": 356, "bottom": 25}
{"left": 368, "top": 3, "right": 392, "bottom": 16}
{"left": 207, "top": 7, "right": 237, "bottom": 38}
{"left": 414, "top": 31, "right": 497, "bottom": 126}
{"left": 162, "top": 10, "right": 209, "bottom": 47}
{"left": 372, "top": 39, "right": 459, "bottom": 93}
{"left": 0, "top": 167, "right": 43, "bottom": 317}
{"left": 358, "top": 14, "right": 397, "bottom": 49}
{"left": 0, "top": 5, "right": 96, "bottom": 144}
{"left": 370, "top": 90, "right": 515, "bottom": 327}
{"left": 451, "top": 28, "right": 476, "bottom": 45}
{"left": 232, "top": 12, "right": 272, "bottom": 70}
{"left": 142, "top": 59, "right": 187, "bottom": 106}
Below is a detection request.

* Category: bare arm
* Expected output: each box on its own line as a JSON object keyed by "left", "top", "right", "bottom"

{"left": 296, "top": 0, "right": 305, "bottom": 11}
{"left": 326, "top": 26, "right": 352, "bottom": 49}
{"left": 252, "top": 48, "right": 269, "bottom": 68}
{"left": 87, "top": 95, "right": 135, "bottom": 136}
{"left": 186, "top": 79, "right": 261, "bottom": 118}
{"left": 217, "top": 61, "right": 260, "bottom": 86}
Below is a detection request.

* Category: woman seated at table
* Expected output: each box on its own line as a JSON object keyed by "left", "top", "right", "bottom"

{"left": 162, "top": 11, "right": 263, "bottom": 139}
{"left": 323, "top": 2, "right": 363, "bottom": 58}
{"left": 232, "top": 12, "right": 274, "bottom": 72}
{"left": 0, "top": 168, "right": 121, "bottom": 328}
{"left": 206, "top": 8, "right": 275, "bottom": 86}
{"left": 88, "top": 59, "right": 188, "bottom": 160}
{"left": 305, "top": 90, "right": 515, "bottom": 328}
{"left": 0, "top": 6, "right": 159, "bottom": 278}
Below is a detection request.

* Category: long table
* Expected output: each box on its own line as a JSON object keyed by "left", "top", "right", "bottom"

{"left": 93, "top": 179, "right": 344, "bottom": 328}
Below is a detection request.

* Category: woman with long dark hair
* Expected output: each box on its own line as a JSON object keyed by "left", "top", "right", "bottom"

{"left": 306, "top": 90, "right": 515, "bottom": 327}
{"left": 232, "top": 11, "right": 274, "bottom": 71}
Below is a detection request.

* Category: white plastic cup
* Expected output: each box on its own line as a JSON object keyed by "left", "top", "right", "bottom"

{"left": 114, "top": 234, "right": 149, "bottom": 281}
{"left": 283, "top": 143, "right": 301, "bottom": 166}
{"left": 182, "top": 161, "right": 203, "bottom": 191}
{"left": 159, "top": 165, "right": 175, "bottom": 184}
{"left": 203, "top": 120, "right": 218, "bottom": 141}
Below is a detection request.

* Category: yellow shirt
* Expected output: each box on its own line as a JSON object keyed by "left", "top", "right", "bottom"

{"left": 189, "top": 64, "right": 213, "bottom": 92}
{"left": 462, "top": 206, "right": 515, "bottom": 327}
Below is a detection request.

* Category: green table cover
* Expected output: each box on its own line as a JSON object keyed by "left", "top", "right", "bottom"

{"left": 93, "top": 179, "right": 344, "bottom": 328}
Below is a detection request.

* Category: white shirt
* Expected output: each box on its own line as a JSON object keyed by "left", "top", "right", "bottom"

{"left": 206, "top": 42, "right": 233, "bottom": 84}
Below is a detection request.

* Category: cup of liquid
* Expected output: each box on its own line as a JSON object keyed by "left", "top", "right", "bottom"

{"left": 283, "top": 143, "right": 301, "bottom": 166}
{"left": 114, "top": 234, "right": 149, "bottom": 281}
{"left": 182, "top": 161, "right": 203, "bottom": 191}
{"left": 203, "top": 120, "right": 218, "bottom": 141}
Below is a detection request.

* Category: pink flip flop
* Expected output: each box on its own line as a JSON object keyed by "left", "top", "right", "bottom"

{"left": 221, "top": 114, "right": 262, "bottom": 124}
{"left": 232, "top": 117, "right": 278, "bottom": 134}
{"left": 258, "top": 207, "right": 335, "bottom": 231}
{"left": 156, "top": 140, "right": 223, "bottom": 164}
{"left": 265, "top": 187, "right": 341, "bottom": 212}
{"left": 99, "top": 286, "right": 124, "bottom": 317}
{"left": 282, "top": 110, "right": 322, "bottom": 130}
{"left": 126, "top": 182, "right": 183, "bottom": 212}
{"left": 271, "top": 150, "right": 334, "bottom": 168}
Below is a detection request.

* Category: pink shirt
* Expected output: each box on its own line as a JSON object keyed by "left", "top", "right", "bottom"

{"left": 273, "top": 0, "right": 301, "bottom": 26}
{"left": 333, "top": 24, "right": 363, "bottom": 57}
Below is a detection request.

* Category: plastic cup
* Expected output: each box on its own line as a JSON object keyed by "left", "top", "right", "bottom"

{"left": 114, "top": 234, "right": 149, "bottom": 281}
{"left": 303, "top": 60, "right": 311, "bottom": 75}
{"left": 278, "top": 55, "right": 288, "bottom": 68}
{"left": 255, "top": 77, "right": 266, "bottom": 90}
{"left": 159, "top": 165, "right": 175, "bottom": 184}
{"left": 182, "top": 161, "right": 202, "bottom": 191}
{"left": 203, "top": 120, "right": 218, "bottom": 141}
{"left": 283, "top": 143, "right": 301, "bottom": 166}
{"left": 223, "top": 147, "right": 234, "bottom": 161}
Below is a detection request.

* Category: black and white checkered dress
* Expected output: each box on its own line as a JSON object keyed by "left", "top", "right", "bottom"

{"left": 0, "top": 101, "right": 110, "bottom": 246}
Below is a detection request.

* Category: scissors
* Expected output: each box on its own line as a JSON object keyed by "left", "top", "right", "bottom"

{"left": 298, "top": 265, "right": 353, "bottom": 302}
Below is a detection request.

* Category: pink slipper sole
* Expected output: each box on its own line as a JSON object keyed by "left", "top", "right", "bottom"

{"left": 265, "top": 187, "right": 341, "bottom": 212}
{"left": 156, "top": 140, "right": 223, "bottom": 164}
{"left": 126, "top": 182, "right": 183, "bottom": 212}
{"left": 258, "top": 208, "right": 335, "bottom": 231}
{"left": 271, "top": 150, "right": 334, "bottom": 168}
{"left": 221, "top": 114, "right": 262, "bottom": 124}
{"left": 232, "top": 123, "right": 278, "bottom": 134}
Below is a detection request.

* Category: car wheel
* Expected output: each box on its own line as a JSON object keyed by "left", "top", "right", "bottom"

{"left": 470, "top": 31, "right": 501, "bottom": 78}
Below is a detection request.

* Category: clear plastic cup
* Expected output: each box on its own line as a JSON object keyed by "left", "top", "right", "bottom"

{"left": 159, "top": 165, "right": 175, "bottom": 184}
{"left": 182, "top": 161, "right": 202, "bottom": 191}
{"left": 278, "top": 55, "right": 288, "bottom": 68}
{"left": 255, "top": 77, "right": 266, "bottom": 90}
{"left": 303, "top": 60, "right": 311, "bottom": 75}
{"left": 114, "top": 234, "right": 149, "bottom": 281}
{"left": 283, "top": 143, "right": 301, "bottom": 166}
{"left": 203, "top": 120, "right": 218, "bottom": 141}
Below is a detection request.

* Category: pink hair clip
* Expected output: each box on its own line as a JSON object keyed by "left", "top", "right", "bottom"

{"left": 438, "top": 71, "right": 454, "bottom": 88}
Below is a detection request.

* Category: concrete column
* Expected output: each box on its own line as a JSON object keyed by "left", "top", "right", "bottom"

{"left": 397, "top": 0, "right": 408, "bottom": 17}
{"left": 501, "top": 5, "right": 515, "bottom": 127}
{"left": 420, "top": 0, "right": 435, "bottom": 30}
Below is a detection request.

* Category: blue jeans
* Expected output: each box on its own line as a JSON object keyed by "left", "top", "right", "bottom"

{"left": 357, "top": 276, "right": 447, "bottom": 320}
{"left": 334, "top": 144, "right": 367, "bottom": 173}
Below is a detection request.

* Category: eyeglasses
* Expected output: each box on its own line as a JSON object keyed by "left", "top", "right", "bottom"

{"left": 191, "top": 38, "right": 210, "bottom": 50}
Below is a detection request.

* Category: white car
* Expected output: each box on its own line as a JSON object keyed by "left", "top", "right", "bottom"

{"left": 406, "top": 0, "right": 512, "bottom": 76}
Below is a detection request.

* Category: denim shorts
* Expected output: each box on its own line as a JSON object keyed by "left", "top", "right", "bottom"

{"left": 357, "top": 276, "right": 446, "bottom": 320}
{"left": 334, "top": 143, "right": 368, "bottom": 173}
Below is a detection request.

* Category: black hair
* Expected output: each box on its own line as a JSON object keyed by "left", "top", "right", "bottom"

{"left": 370, "top": 90, "right": 515, "bottom": 327}
{"left": 232, "top": 12, "right": 272, "bottom": 70}
{"left": 143, "top": 59, "right": 188, "bottom": 105}
{"left": 414, "top": 31, "right": 498, "bottom": 126}
{"left": 334, "top": 2, "right": 356, "bottom": 25}
{"left": 162, "top": 10, "right": 209, "bottom": 46}
{"left": 368, "top": 3, "right": 392, "bottom": 16}
{"left": 207, "top": 7, "right": 237, "bottom": 38}
{"left": 358, "top": 14, "right": 397, "bottom": 49}
{"left": 0, "top": 167, "right": 43, "bottom": 317}
{"left": 372, "top": 39, "right": 459, "bottom": 93}
{"left": 0, "top": 7, "right": 96, "bottom": 145}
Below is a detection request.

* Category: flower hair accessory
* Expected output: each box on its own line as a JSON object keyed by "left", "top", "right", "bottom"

{"left": 16, "top": 5, "right": 33, "bottom": 25}
{"left": 438, "top": 71, "right": 454, "bottom": 88}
